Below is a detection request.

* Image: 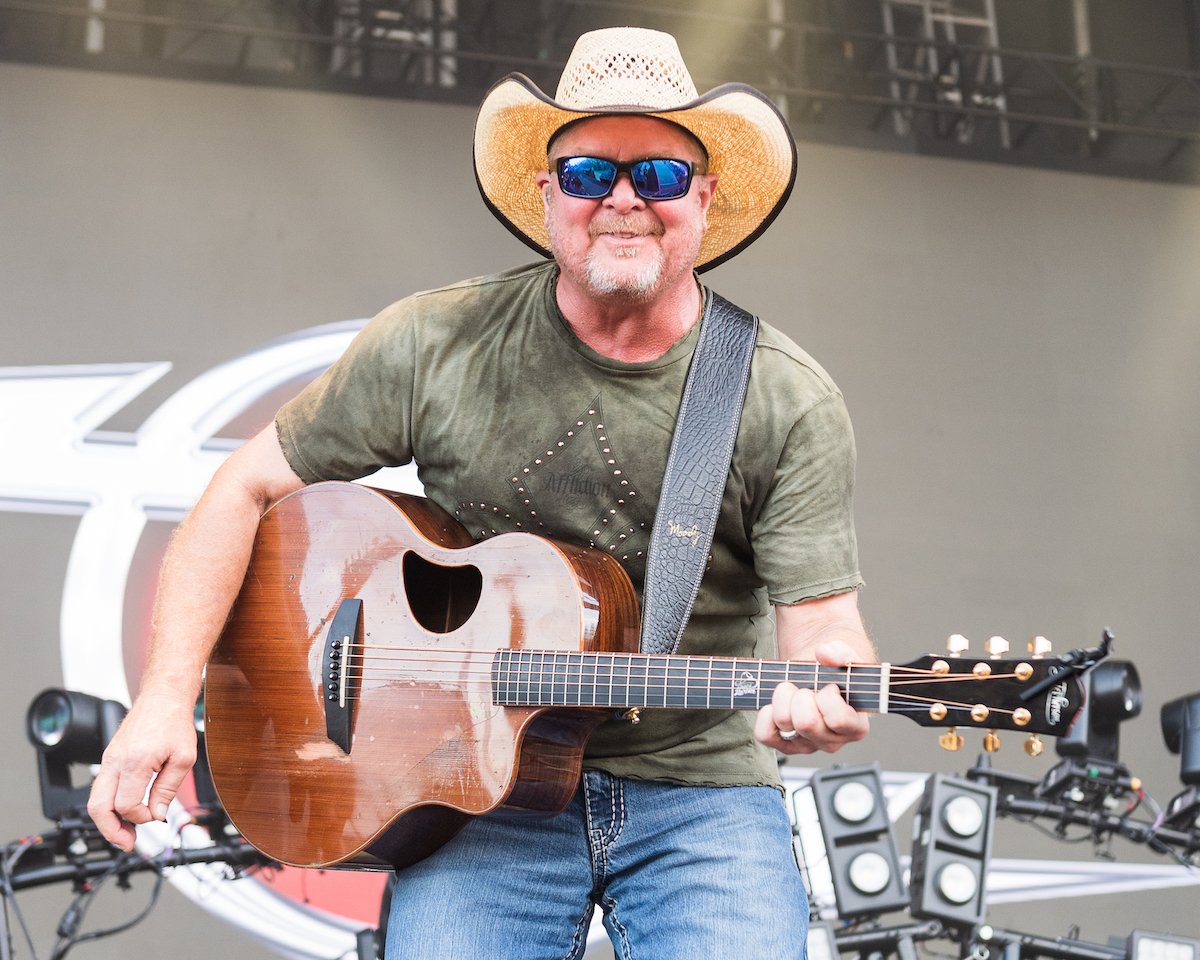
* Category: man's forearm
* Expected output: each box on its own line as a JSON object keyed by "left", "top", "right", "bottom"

{"left": 137, "top": 425, "right": 305, "bottom": 706}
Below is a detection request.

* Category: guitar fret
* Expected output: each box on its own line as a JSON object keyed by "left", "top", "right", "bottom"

{"left": 525, "top": 650, "right": 537, "bottom": 704}
{"left": 492, "top": 650, "right": 506, "bottom": 704}
{"left": 539, "top": 651, "right": 551, "bottom": 704}
{"left": 649, "top": 656, "right": 664, "bottom": 708}
{"left": 492, "top": 651, "right": 894, "bottom": 715}
{"left": 666, "top": 658, "right": 686, "bottom": 709}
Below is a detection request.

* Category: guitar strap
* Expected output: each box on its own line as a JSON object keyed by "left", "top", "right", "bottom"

{"left": 639, "top": 291, "right": 759, "bottom": 656}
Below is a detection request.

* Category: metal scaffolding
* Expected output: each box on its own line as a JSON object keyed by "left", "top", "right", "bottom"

{"left": 1, "top": 0, "right": 1198, "bottom": 183}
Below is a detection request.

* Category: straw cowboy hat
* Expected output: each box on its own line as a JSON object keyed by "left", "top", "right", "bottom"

{"left": 473, "top": 27, "right": 797, "bottom": 273}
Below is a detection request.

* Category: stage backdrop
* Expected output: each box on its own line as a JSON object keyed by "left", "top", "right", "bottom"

{"left": 2, "top": 59, "right": 1198, "bottom": 958}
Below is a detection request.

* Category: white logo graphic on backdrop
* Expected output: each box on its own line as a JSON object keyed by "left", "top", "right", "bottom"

{"left": 1, "top": 328, "right": 1196, "bottom": 956}
{"left": 0, "top": 322, "right": 418, "bottom": 960}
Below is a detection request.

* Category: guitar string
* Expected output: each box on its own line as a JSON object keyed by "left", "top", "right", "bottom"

{"left": 315, "top": 691, "right": 1033, "bottom": 721}
{"left": 343, "top": 648, "right": 1035, "bottom": 678}
{"left": 336, "top": 643, "right": 1033, "bottom": 679}
{"left": 315, "top": 668, "right": 1040, "bottom": 718}
{"left": 328, "top": 652, "right": 1037, "bottom": 687}
{"left": 334, "top": 654, "right": 1030, "bottom": 687}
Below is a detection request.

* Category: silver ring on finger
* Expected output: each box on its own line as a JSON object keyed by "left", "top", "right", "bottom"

{"left": 777, "top": 727, "right": 799, "bottom": 741}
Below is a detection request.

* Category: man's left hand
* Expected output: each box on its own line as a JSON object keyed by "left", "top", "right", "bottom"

{"left": 753, "top": 639, "right": 870, "bottom": 755}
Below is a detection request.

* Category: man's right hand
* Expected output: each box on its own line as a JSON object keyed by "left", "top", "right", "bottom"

{"left": 85, "top": 425, "right": 305, "bottom": 852}
{"left": 86, "top": 692, "right": 199, "bottom": 851}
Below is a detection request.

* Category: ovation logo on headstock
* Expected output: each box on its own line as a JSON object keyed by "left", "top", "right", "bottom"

{"left": 1047, "top": 681, "right": 1072, "bottom": 727}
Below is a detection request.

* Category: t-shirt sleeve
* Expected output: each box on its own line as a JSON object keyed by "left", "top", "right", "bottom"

{"left": 750, "top": 389, "right": 863, "bottom": 604}
{"left": 275, "top": 300, "right": 417, "bottom": 484}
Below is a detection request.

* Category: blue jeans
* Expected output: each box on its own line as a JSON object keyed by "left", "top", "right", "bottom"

{"left": 385, "top": 770, "right": 808, "bottom": 959}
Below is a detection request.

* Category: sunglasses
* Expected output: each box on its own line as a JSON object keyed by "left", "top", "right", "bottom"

{"left": 555, "top": 156, "right": 695, "bottom": 202}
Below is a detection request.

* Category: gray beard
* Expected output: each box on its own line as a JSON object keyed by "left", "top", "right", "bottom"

{"left": 582, "top": 244, "right": 665, "bottom": 301}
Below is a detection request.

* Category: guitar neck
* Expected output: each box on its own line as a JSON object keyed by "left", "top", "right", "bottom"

{"left": 492, "top": 649, "right": 888, "bottom": 713}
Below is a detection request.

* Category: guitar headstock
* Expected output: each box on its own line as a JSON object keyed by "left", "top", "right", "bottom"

{"left": 889, "top": 635, "right": 1092, "bottom": 754}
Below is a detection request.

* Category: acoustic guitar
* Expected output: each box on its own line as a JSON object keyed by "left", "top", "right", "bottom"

{"left": 204, "top": 481, "right": 1094, "bottom": 870}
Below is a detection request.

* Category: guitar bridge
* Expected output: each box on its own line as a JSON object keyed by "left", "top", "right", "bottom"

{"left": 323, "top": 598, "right": 363, "bottom": 754}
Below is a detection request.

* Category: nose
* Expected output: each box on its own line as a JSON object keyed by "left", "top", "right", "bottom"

{"left": 604, "top": 172, "right": 645, "bottom": 212}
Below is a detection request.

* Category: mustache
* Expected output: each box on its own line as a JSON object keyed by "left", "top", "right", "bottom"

{"left": 589, "top": 215, "right": 664, "bottom": 238}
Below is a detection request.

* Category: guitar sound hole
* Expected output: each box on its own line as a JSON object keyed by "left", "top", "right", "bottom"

{"left": 402, "top": 552, "right": 483, "bottom": 634}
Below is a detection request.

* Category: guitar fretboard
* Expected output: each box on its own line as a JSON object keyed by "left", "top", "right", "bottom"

{"left": 491, "top": 650, "right": 889, "bottom": 713}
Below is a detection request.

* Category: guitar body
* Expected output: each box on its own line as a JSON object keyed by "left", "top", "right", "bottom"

{"left": 204, "top": 482, "right": 641, "bottom": 870}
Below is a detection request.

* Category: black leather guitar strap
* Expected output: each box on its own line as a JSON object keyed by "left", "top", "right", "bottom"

{"left": 639, "top": 291, "right": 758, "bottom": 656}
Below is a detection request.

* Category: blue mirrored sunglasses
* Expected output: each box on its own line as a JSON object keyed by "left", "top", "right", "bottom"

{"left": 555, "top": 156, "right": 695, "bottom": 202}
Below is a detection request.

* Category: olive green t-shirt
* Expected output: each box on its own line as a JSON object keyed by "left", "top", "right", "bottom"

{"left": 276, "top": 261, "right": 862, "bottom": 788}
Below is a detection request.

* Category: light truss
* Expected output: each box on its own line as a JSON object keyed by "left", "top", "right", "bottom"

{"left": 1, "top": 0, "right": 1198, "bottom": 183}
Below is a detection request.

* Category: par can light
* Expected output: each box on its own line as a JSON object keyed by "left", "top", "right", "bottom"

{"left": 832, "top": 780, "right": 877, "bottom": 824}
{"left": 942, "top": 794, "right": 986, "bottom": 838}
{"left": 809, "top": 764, "right": 908, "bottom": 919}
{"left": 935, "top": 861, "right": 979, "bottom": 905}
{"left": 847, "top": 850, "right": 893, "bottom": 896}
{"left": 909, "top": 773, "right": 997, "bottom": 929}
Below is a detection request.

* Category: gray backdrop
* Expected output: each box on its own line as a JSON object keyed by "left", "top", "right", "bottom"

{"left": 2, "top": 59, "right": 1198, "bottom": 957}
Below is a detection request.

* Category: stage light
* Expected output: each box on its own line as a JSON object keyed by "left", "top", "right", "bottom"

{"left": 1161, "top": 692, "right": 1200, "bottom": 785}
{"left": 909, "top": 774, "right": 996, "bottom": 930}
{"left": 26, "top": 688, "right": 127, "bottom": 823}
{"left": 934, "top": 861, "right": 978, "bottom": 905}
{"left": 942, "top": 795, "right": 985, "bottom": 838}
{"left": 1056, "top": 660, "right": 1142, "bottom": 764}
{"left": 809, "top": 764, "right": 908, "bottom": 919}
{"left": 831, "top": 780, "right": 875, "bottom": 823}
{"left": 1128, "top": 931, "right": 1200, "bottom": 960}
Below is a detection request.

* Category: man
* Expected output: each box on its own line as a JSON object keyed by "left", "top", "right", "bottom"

{"left": 89, "top": 26, "right": 874, "bottom": 959}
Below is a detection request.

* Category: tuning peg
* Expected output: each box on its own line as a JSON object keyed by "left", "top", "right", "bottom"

{"left": 1028, "top": 636, "right": 1052, "bottom": 659}
{"left": 939, "top": 727, "right": 964, "bottom": 752}
{"left": 986, "top": 636, "right": 1009, "bottom": 659}
{"left": 946, "top": 634, "right": 969, "bottom": 655}
{"left": 983, "top": 730, "right": 1001, "bottom": 753}
{"left": 1024, "top": 734, "right": 1044, "bottom": 757}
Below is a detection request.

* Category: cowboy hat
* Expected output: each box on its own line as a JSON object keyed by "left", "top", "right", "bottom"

{"left": 473, "top": 27, "right": 797, "bottom": 273}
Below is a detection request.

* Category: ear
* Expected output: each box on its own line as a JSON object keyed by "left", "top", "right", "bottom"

{"left": 695, "top": 173, "right": 717, "bottom": 216}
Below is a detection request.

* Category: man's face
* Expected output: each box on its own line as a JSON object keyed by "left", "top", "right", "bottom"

{"left": 536, "top": 116, "right": 716, "bottom": 304}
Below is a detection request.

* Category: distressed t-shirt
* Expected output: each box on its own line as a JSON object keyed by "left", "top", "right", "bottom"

{"left": 276, "top": 261, "right": 862, "bottom": 787}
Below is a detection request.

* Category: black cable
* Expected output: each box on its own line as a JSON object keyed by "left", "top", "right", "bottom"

{"left": 1, "top": 839, "right": 44, "bottom": 960}
{"left": 47, "top": 849, "right": 142, "bottom": 960}
{"left": 49, "top": 862, "right": 165, "bottom": 960}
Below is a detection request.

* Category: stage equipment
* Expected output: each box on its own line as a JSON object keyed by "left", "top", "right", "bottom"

{"left": 26, "top": 689, "right": 126, "bottom": 823}
{"left": 1160, "top": 691, "right": 1200, "bottom": 832}
{"left": 909, "top": 774, "right": 997, "bottom": 931}
{"left": 809, "top": 764, "right": 908, "bottom": 919}
{"left": 1039, "top": 655, "right": 1142, "bottom": 811}
{"left": 1056, "top": 658, "right": 1142, "bottom": 764}
{"left": 1161, "top": 692, "right": 1200, "bottom": 785}
{"left": 806, "top": 921, "right": 840, "bottom": 960}
{"left": 1127, "top": 931, "right": 1200, "bottom": 960}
